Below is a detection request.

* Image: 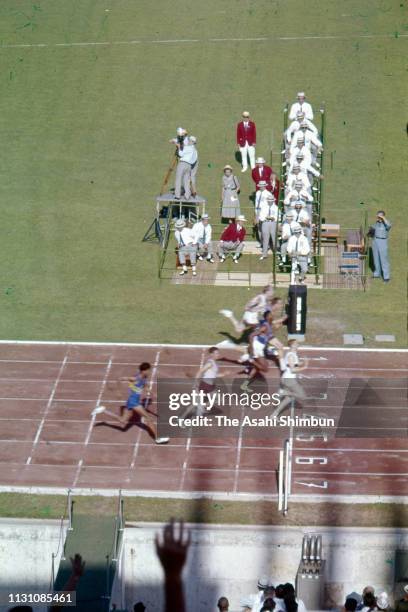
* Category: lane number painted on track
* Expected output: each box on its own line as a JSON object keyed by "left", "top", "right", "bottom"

{"left": 295, "top": 456, "right": 328, "bottom": 465}
{"left": 296, "top": 433, "right": 328, "bottom": 442}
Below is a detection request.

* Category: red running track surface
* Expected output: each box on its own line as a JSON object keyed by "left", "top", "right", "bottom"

{"left": 0, "top": 342, "right": 406, "bottom": 499}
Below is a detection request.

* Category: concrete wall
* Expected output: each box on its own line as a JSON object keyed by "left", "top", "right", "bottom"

{"left": 0, "top": 520, "right": 408, "bottom": 612}
{"left": 0, "top": 519, "right": 66, "bottom": 612}
{"left": 116, "top": 523, "right": 408, "bottom": 612}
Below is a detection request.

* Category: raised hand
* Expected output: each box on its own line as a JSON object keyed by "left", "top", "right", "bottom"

{"left": 155, "top": 518, "right": 191, "bottom": 577}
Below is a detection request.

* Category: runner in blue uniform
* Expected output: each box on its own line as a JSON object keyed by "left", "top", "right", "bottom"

{"left": 93, "top": 362, "right": 169, "bottom": 444}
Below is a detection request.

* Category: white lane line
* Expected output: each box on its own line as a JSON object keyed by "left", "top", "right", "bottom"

{"left": 0, "top": 33, "right": 407, "bottom": 50}
{"left": 0, "top": 340, "right": 406, "bottom": 352}
{"left": 26, "top": 355, "right": 67, "bottom": 465}
{"left": 129, "top": 350, "right": 161, "bottom": 471}
{"left": 0, "top": 360, "right": 406, "bottom": 371}
{"left": 179, "top": 349, "right": 206, "bottom": 491}
{"left": 72, "top": 358, "right": 112, "bottom": 487}
{"left": 2, "top": 438, "right": 408, "bottom": 454}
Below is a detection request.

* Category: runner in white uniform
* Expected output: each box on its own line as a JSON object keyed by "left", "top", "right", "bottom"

{"left": 271, "top": 339, "right": 308, "bottom": 419}
{"left": 219, "top": 285, "right": 274, "bottom": 334}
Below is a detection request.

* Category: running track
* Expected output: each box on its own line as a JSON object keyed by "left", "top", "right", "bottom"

{"left": 0, "top": 342, "right": 407, "bottom": 501}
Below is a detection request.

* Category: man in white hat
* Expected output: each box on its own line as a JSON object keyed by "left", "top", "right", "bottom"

{"left": 169, "top": 126, "right": 187, "bottom": 146}
{"left": 254, "top": 180, "right": 270, "bottom": 240}
{"left": 285, "top": 164, "right": 312, "bottom": 193}
{"left": 174, "top": 136, "right": 198, "bottom": 200}
{"left": 289, "top": 92, "right": 314, "bottom": 120}
{"left": 258, "top": 192, "right": 278, "bottom": 260}
{"left": 236, "top": 111, "right": 257, "bottom": 172}
{"left": 252, "top": 156, "right": 273, "bottom": 190}
{"left": 292, "top": 200, "right": 312, "bottom": 245}
{"left": 218, "top": 214, "right": 246, "bottom": 262}
{"left": 289, "top": 137, "right": 314, "bottom": 168}
{"left": 289, "top": 152, "right": 323, "bottom": 183}
{"left": 280, "top": 209, "right": 296, "bottom": 264}
{"left": 286, "top": 111, "right": 318, "bottom": 145}
{"left": 287, "top": 223, "right": 310, "bottom": 282}
{"left": 192, "top": 213, "right": 214, "bottom": 262}
{"left": 284, "top": 179, "right": 313, "bottom": 206}
{"left": 174, "top": 218, "right": 198, "bottom": 276}
{"left": 294, "top": 121, "right": 323, "bottom": 151}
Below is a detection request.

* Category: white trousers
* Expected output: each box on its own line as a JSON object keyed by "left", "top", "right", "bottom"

{"left": 239, "top": 143, "right": 256, "bottom": 170}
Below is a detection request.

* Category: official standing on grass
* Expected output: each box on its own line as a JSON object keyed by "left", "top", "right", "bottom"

{"left": 236, "top": 111, "right": 256, "bottom": 172}
{"left": 369, "top": 210, "right": 392, "bottom": 282}
{"left": 221, "top": 164, "right": 241, "bottom": 219}
{"left": 259, "top": 193, "right": 278, "bottom": 260}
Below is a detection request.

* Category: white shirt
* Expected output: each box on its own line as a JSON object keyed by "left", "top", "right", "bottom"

{"left": 286, "top": 118, "right": 318, "bottom": 143}
{"left": 287, "top": 233, "right": 311, "bottom": 257}
{"left": 286, "top": 171, "right": 312, "bottom": 190}
{"left": 289, "top": 101, "right": 314, "bottom": 120}
{"left": 281, "top": 349, "right": 300, "bottom": 379}
{"left": 292, "top": 208, "right": 311, "bottom": 225}
{"left": 178, "top": 144, "right": 198, "bottom": 165}
{"left": 201, "top": 358, "right": 218, "bottom": 381}
{"left": 289, "top": 146, "right": 312, "bottom": 168}
{"left": 284, "top": 187, "right": 313, "bottom": 204}
{"left": 259, "top": 200, "right": 278, "bottom": 223}
{"left": 175, "top": 227, "right": 195, "bottom": 247}
{"left": 193, "top": 221, "right": 212, "bottom": 244}
{"left": 289, "top": 159, "right": 320, "bottom": 178}
{"left": 254, "top": 188, "right": 270, "bottom": 212}
{"left": 281, "top": 220, "right": 296, "bottom": 241}
{"left": 245, "top": 292, "right": 268, "bottom": 313}
{"left": 293, "top": 129, "right": 322, "bottom": 149}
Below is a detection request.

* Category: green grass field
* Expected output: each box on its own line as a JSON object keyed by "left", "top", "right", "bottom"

{"left": 1, "top": 493, "right": 407, "bottom": 527}
{"left": 0, "top": 0, "right": 407, "bottom": 346}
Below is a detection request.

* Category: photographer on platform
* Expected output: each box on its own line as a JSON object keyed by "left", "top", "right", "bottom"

{"left": 174, "top": 135, "right": 198, "bottom": 201}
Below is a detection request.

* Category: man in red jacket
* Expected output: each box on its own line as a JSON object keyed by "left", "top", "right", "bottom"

{"left": 236, "top": 111, "right": 256, "bottom": 172}
{"left": 251, "top": 157, "right": 273, "bottom": 190}
{"left": 218, "top": 215, "right": 247, "bottom": 263}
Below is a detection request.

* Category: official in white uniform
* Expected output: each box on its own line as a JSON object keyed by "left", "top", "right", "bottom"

{"left": 287, "top": 223, "right": 310, "bottom": 282}
{"left": 174, "top": 218, "right": 197, "bottom": 276}
{"left": 286, "top": 164, "right": 312, "bottom": 192}
{"left": 289, "top": 92, "right": 314, "bottom": 120}
{"left": 259, "top": 193, "right": 278, "bottom": 260}
{"left": 193, "top": 213, "right": 214, "bottom": 262}
{"left": 292, "top": 201, "right": 312, "bottom": 246}
{"left": 284, "top": 180, "right": 314, "bottom": 206}
{"left": 280, "top": 209, "right": 296, "bottom": 264}
{"left": 286, "top": 112, "right": 318, "bottom": 144}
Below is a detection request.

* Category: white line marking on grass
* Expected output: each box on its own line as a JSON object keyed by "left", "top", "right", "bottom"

{"left": 72, "top": 358, "right": 112, "bottom": 486}
{"left": 26, "top": 355, "right": 67, "bottom": 465}
{"left": 130, "top": 350, "right": 161, "bottom": 470}
{"left": 0, "top": 33, "right": 407, "bottom": 51}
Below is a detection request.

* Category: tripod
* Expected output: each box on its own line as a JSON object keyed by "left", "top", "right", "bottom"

{"left": 160, "top": 150, "right": 179, "bottom": 196}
